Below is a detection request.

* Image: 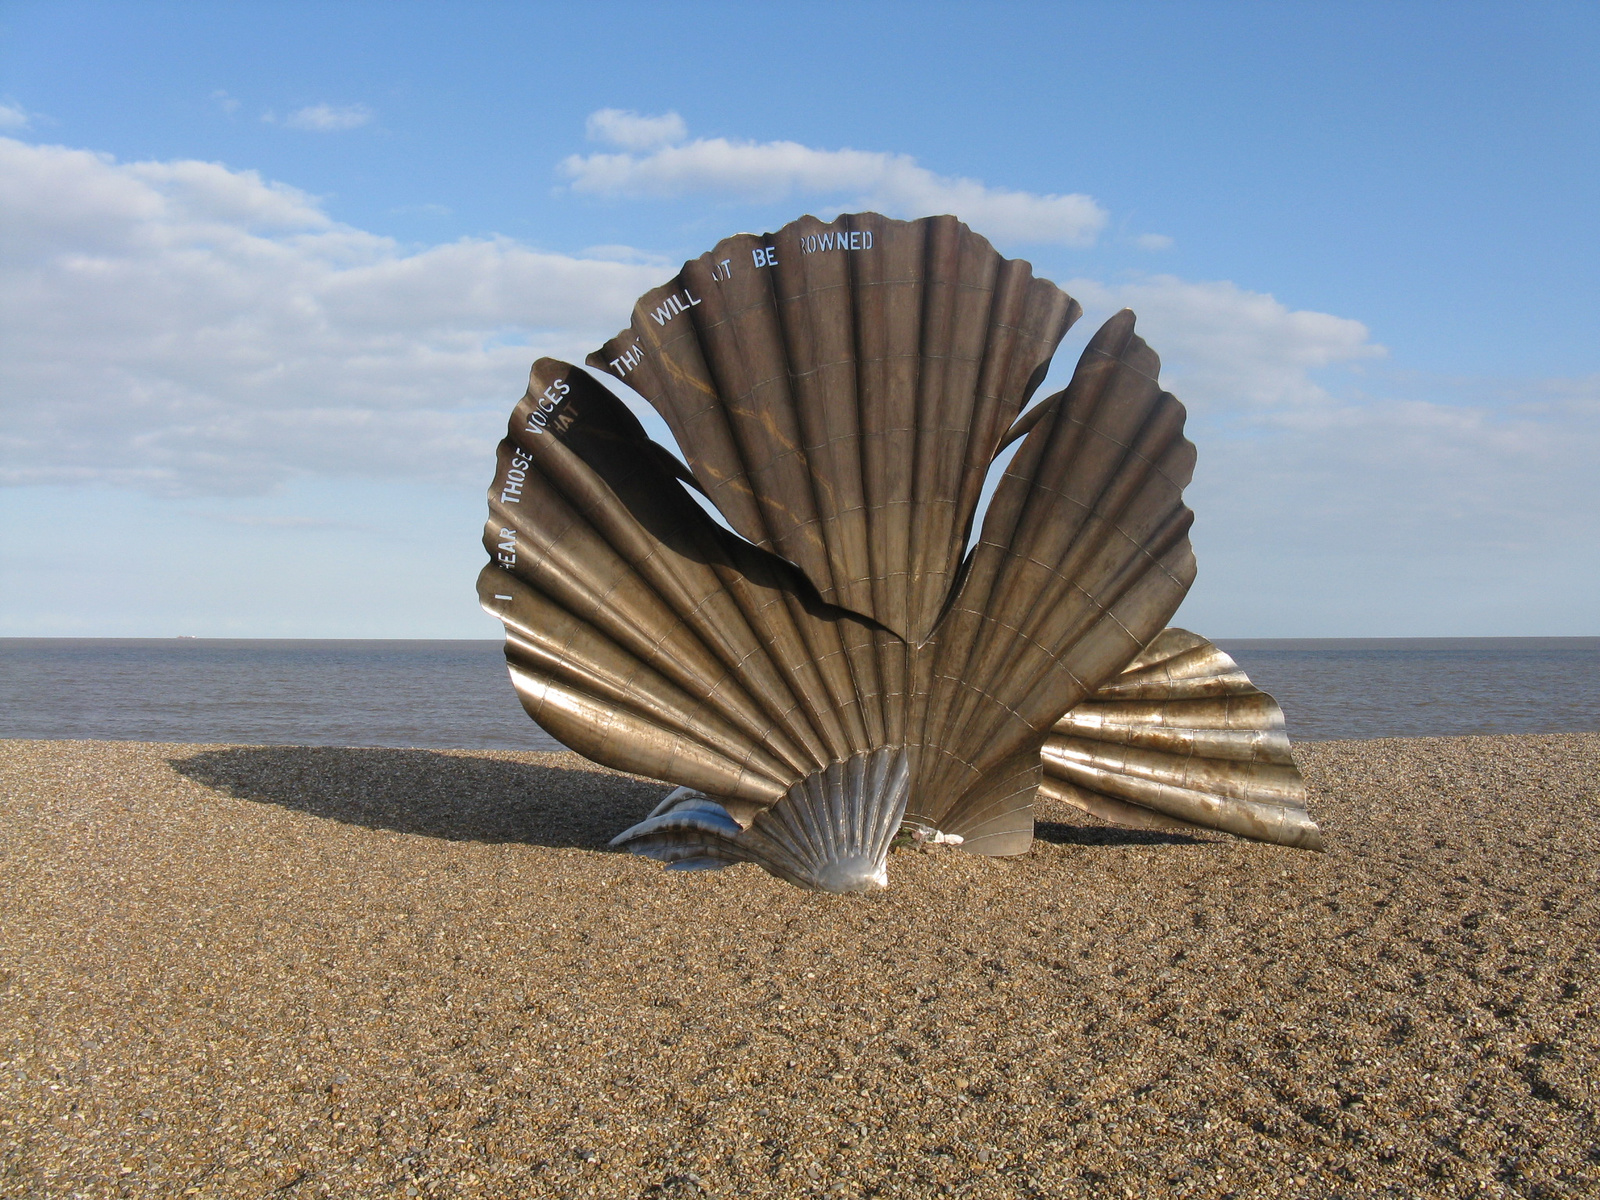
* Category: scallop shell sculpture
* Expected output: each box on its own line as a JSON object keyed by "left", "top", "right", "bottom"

{"left": 478, "top": 213, "right": 1322, "bottom": 891}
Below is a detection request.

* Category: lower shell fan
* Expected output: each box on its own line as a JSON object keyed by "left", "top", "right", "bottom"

{"left": 609, "top": 630, "right": 1321, "bottom": 888}
{"left": 1040, "top": 629, "right": 1321, "bottom": 850}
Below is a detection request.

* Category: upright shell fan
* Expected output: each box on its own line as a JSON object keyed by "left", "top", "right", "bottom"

{"left": 478, "top": 213, "right": 1322, "bottom": 891}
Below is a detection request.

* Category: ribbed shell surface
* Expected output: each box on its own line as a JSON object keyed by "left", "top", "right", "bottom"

{"left": 475, "top": 211, "right": 1293, "bottom": 890}
{"left": 904, "top": 310, "right": 1198, "bottom": 854}
{"left": 610, "top": 748, "right": 911, "bottom": 892}
{"left": 478, "top": 363, "right": 906, "bottom": 807}
{"left": 1040, "top": 629, "right": 1324, "bottom": 850}
{"left": 590, "top": 213, "right": 1080, "bottom": 645}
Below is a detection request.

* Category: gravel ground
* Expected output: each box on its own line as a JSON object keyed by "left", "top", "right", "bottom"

{"left": 1, "top": 734, "right": 1596, "bottom": 1199}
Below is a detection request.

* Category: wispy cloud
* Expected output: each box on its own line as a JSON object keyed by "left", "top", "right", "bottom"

{"left": 200, "top": 513, "right": 347, "bottom": 530}
{"left": 0, "top": 101, "right": 32, "bottom": 130}
{"left": 1060, "top": 274, "right": 1599, "bottom": 629}
{"left": 586, "top": 108, "right": 687, "bottom": 151}
{"left": 209, "top": 89, "right": 240, "bottom": 116}
{"left": 562, "top": 110, "right": 1108, "bottom": 247}
{"left": 0, "top": 136, "right": 665, "bottom": 496}
{"left": 1134, "top": 232, "right": 1173, "bottom": 251}
{"left": 273, "top": 103, "right": 374, "bottom": 132}
{"left": 1067, "top": 275, "right": 1384, "bottom": 411}
{"left": 5, "top": 131, "right": 1594, "bottom": 631}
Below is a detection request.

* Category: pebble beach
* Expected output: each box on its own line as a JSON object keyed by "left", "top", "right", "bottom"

{"left": 1, "top": 733, "right": 1596, "bottom": 1199}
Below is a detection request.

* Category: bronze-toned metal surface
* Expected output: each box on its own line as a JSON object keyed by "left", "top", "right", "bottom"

{"left": 902, "top": 308, "right": 1197, "bottom": 856}
{"left": 479, "top": 212, "right": 1320, "bottom": 891}
{"left": 588, "top": 212, "right": 1079, "bottom": 645}
{"left": 1041, "top": 629, "right": 1324, "bottom": 850}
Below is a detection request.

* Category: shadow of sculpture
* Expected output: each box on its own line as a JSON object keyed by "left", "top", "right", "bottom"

{"left": 169, "top": 746, "right": 667, "bottom": 849}
{"left": 168, "top": 746, "right": 1219, "bottom": 856}
{"left": 1032, "top": 821, "right": 1213, "bottom": 847}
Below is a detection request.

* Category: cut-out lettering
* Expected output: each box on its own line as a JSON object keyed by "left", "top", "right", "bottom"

{"left": 800, "top": 229, "right": 874, "bottom": 254}
{"left": 499, "top": 449, "right": 532, "bottom": 503}
{"left": 524, "top": 378, "right": 572, "bottom": 435}
{"left": 648, "top": 288, "right": 703, "bottom": 327}
{"left": 609, "top": 341, "right": 644, "bottom": 377}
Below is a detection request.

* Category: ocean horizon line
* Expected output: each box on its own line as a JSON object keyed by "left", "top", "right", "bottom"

{"left": 4, "top": 636, "right": 1596, "bottom": 746}
{"left": 5, "top": 634, "right": 1597, "bottom": 644}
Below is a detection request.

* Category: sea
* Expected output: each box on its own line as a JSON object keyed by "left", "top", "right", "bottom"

{"left": 1, "top": 637, "right": 1597, "bottom": 750}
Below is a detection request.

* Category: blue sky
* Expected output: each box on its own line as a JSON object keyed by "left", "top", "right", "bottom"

{"left": 2, "top": 0, "right": 1596, "bottom": 637}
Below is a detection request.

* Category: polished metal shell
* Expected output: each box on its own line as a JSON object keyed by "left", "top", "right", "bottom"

{"left": 589, "top": 212, "right": 1080, "bottom": 645}
{"left": 479, "top": 212, "right": 1321, "bottom": 891}
{"left": 1041, "top": 629, "right": 1323, "bottom": 850}
{"left": 614, "top": 746, "right": 910, "bottom": 892}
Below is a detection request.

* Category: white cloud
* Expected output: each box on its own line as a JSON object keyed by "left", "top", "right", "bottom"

{"left": 0, "top": 137, "right": 665, "bottom": 496}
{"left": 562, "top": 117, "right": 1108, "bottom": 247}
{"left": 1054, "top": 275, "right": 1599, "bottom": 623}
{"left": 0, "top": 102, "right": 32, "bottom": 130}
{"left": 579, "top": 243, "right": 674, "bottom": 266}
{"left": 4, "top": 132, "right": 1593, "bottom": 630}
{"left": 1066, "top": 275, "right": 1383, "bottom": 410}
{"left": 279, "top": 103, "right": 373, "bottom": 132}
{"left": 202, "top": 513, "right": 347, "bottom": 529}
{"left": 585, "top": 108, "right": 687, "bottom": 151}
{"left": 210, "top": 90, "right": 240, "bottom": 115}
{"left": 1179, "top": 373, "right": 1600, "bottom": 633}
{"left": 1134, "top": 232, "right": 1172, "bottom": 251}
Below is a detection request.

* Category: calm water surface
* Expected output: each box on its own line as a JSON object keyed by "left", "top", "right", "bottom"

{"left": 2, "top": 637, "right": 1596, "bottom": 749}
{"left": 1219, "top": 637, "right": 1599, "bottom": 742}
{"left": 0, "top": 640, "right": 563, "bottom": 751}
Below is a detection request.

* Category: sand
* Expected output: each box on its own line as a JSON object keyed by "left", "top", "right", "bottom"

{"left": 1, "top": 733, "right": 1596, "bottom": 1199}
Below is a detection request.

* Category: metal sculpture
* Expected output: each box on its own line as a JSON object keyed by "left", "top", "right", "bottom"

{"left": 478, "top": 213, "right": 1322, "bottom": 892}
